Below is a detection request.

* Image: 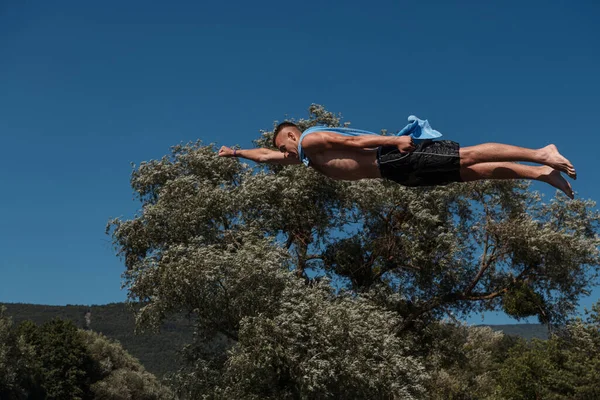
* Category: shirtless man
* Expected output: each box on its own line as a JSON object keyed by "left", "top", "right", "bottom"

{"left": 218, "top": 121, "right": 576, "bottom": 199}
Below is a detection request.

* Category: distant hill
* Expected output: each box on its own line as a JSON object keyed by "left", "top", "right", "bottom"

{"left": 1, "top": 302, "right": 194, "bottom": 378}
{"left": 1, "top": 302, "right": 549, "bottom": 376}
{"left": 479, "top": 323, "right": 548, "bottom": 340}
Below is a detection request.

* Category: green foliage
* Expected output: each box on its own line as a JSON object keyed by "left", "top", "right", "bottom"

{"left": 0, "top": 314, "right": 173, "bottom": 400}
{"left": 502, "top": 282, "right": 547, "bottom": 321}
{"left": 2, "top": 302, "right": 551, "bottom": 388}
{"left": 16, "top": 318, "right": 93, "bottom": 399}
{"left": 171, "top": 281, "right": 426, "bottom": 399}
{"left": 81, "top": 330, "right": 175, "bottom": 399}
{"left": 107, "top": 104, "right": 600, "bottom": 398}
{"left": 422, "top": 323, "right": 507, "bottom": 400}
{"left": 0, "top": 306, "right": 34, "bottom": 400}
{"left": 497, "top": 302, "right": 600, "bottom": 399}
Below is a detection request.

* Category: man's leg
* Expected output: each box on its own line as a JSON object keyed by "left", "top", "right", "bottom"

{"left": 460, "top": 162, "right": 574, "bottom": 199}
{"left": 460, "top": 143, "right": 576, "bottom": 179}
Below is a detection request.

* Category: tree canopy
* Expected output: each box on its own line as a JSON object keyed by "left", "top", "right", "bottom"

{"left": 108, "top": 104, "right": 600, "bottom": 398}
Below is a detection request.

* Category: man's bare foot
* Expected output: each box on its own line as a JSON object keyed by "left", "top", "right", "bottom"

{"left": 541, "top": 144, "right": 577, "bottom": 180}
{"left": 541, "top": 167, "right": 574, "bottom": 199}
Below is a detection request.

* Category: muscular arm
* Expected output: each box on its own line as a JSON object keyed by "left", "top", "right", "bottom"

{"left": 301, "top": 131, "right": 415, "bottom": 153}
{"left": 218, "top": 146, "right": 301, "bottom": 165}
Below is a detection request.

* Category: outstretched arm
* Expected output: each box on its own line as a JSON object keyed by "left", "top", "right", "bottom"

{"left": 302, "top": 131, "right": 416, "bottom": 153}
{"left": 218, "top": 146, "right": 301, "bottom": 165}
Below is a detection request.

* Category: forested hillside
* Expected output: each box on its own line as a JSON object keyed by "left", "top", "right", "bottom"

{"left": 1, "top": 302, "right": 193, "bottom": 377}
{"left": 1, "top": 302, "right": 548, "bottom": 377}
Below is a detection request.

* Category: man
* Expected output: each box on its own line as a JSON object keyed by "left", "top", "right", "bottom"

{"left": 218, "top": 118, "right": 576, "bottom": 199}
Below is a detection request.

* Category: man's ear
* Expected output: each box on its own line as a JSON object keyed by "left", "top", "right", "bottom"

{"left": 287, "top": 131, "right": 297, "bottom": 142}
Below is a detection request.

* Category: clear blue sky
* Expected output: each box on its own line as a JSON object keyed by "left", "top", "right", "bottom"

{"left": 1, "top": 0, "right": 598, "bottom": 325}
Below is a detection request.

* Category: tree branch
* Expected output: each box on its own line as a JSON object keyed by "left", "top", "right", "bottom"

{"left": 462, "top": 289, "right": 509, "bottom": 301}
{"left": 285, "top": 233, "right": 294, "bottom": 250}
{"left": 397, "top": 286, "right": 511, "bottom": 332}
{"left": 397, "top": 292, "right": 462, "bottom": 332}
{"left": 398, "top": 264, "right": 541, "bottom": 332}
{"left": 464, "top": 233, "right": 495, "bottom": 294}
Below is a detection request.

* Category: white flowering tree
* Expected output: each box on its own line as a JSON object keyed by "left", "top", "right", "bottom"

{"left": 108, "top": 104, "right": 600, "bottom": 398}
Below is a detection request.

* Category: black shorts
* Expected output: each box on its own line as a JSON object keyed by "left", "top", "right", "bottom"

{"left": 377, "top": 140, "right": 462, "bottom": 187}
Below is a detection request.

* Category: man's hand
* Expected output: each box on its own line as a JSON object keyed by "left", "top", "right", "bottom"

{"left": 397, "top": 136, "right": 416, "bottom": 153}
{"left": 218, "top": 146, "right": 235, "bottom": 157}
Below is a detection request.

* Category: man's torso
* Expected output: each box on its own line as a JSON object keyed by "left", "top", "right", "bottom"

{"left": 304, "top": 147, "right": 381, "bottom": 180}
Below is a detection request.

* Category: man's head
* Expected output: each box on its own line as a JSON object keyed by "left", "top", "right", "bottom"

{"left": 273, "top": 121, "right": 302, "bottom": 158}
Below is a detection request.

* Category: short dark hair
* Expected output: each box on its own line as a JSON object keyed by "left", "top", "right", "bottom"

{"left": 272, "top": 121, "right": 298, "bottom": 148}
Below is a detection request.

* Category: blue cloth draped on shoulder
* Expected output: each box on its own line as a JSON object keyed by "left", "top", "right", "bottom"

{"left": 296, "top": 115, "right": 443, "bottom": 167}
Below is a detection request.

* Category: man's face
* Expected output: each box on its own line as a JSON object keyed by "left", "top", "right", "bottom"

{"left": 275, "top": 127, "right": 299, "bottom": 158}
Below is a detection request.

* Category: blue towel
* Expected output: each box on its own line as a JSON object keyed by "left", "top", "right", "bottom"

{"left": 297, "top": 116, "right": 442, "bottom": 166}
{"left": 398, "top": 115, "right": 443, "bottom": 141}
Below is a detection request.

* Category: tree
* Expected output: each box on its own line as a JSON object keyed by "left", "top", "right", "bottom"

{"left": 496, "top": 300, "right": 600, "bottom": 399}
{"left": 107, "top": 104, "right": 600, "bottom": 398}
{"left": 16, "top": 318, "right": 93, "bottom": 399}
{"left": 0, "top": 306, "right": 18, "bottom": 395}
{"left": 80, "top": 330, "right": 175, "bottom": 400}
{"left": 167, "top": 277, "right": 426, "bottom": 399}
{"left": 421, "top": 323, "right": 509, "bottom": 400}
{"left": 0, "top": 306, "right": 34, "bottom": 400}
{"left": 1, "top": 316, "right": 173, "bottom": 400}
